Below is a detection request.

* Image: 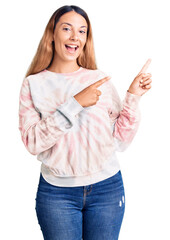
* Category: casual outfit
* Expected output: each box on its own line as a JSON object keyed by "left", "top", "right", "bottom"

{"left": 18, "top": 66, "right": 141, "bottom": 239}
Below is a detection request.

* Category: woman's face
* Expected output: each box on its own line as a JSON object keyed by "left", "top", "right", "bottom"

{"left": 53, "top": 11, "right": 88, "bottom": 63}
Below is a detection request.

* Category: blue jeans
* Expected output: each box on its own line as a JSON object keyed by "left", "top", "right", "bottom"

{"left": 35, "top": 170, "right": 125, "bottom": 240}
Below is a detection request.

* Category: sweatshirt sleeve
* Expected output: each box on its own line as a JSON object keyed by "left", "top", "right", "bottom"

{"left": 108, "top": 81, "right": 141, "bottom": 152}
{"left": 18, "top": 77, "right": 84, "bottom": 155}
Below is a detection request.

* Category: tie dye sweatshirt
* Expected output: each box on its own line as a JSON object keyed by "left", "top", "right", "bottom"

{"left": 18, "top": 67, "right": 141, "bottom": 187}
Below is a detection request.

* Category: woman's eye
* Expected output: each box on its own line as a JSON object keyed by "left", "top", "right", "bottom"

{"left": 63, "top": 27, "right": 70, "bottom": 31}
{"left": 63, "top": 28, "right": 86, "bottom": 33}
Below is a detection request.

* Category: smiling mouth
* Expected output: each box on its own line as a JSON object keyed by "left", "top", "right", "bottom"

{"left": 65, "top": 45, "right": 79, "bottom": 53}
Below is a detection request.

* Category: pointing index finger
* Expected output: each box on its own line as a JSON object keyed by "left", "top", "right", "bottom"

{"left": 138, "top": 58, "right": 152, "bottom": 74}
{"left": 93, "top": 76, "right": 111, "bottom": 88}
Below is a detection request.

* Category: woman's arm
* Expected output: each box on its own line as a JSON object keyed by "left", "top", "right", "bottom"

{"left": 108, "top": 82, "right": 141, "bottom": 151}
{"left": 18, "top": 77, "right": 84, "bottom": 155}
{"left": 108, "top": 59, "right": 152, "bottom": 151}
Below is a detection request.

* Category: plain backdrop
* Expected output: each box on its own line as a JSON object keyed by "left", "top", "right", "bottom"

{"left": 1, "top": 0, "right": 170, "bottom": 239}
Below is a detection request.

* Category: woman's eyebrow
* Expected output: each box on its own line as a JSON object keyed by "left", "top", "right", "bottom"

{"left": 60, "top": 22, "right": 87, "bottom": 28}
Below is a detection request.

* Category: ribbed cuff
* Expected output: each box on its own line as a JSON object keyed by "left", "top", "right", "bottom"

{"left": 123, "top": 91, "right": 141, "bottom": 111}
{"left": 56, "top": 96, "right": 84, "bottom": 120}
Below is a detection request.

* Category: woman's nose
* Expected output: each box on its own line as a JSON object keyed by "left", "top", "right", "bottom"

{"left": 70, "top": 31, "right": 78, "bottom": 41}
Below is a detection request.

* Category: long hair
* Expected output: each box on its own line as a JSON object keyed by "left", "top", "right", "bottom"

{"left": 25, "top": 5, "right": 97, "bottom": 77}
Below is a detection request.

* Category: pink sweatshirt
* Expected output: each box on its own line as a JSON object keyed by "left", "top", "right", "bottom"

{"left": 18, "top": 67, "right": 141, "bottom": 187}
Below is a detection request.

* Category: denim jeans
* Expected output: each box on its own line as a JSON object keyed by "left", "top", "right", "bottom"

{"left": 35, "top": 170, "right": 125, "bottom": 240}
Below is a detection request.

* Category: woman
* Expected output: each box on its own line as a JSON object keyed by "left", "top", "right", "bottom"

{"left": 18, "top": 5, "right": 152, "bottom": 240}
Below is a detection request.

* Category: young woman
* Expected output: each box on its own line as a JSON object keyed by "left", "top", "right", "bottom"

{"left": 18, "top": 5, "right": 152, "bottom": 240}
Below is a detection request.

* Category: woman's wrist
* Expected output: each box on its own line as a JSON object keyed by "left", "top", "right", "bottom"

{"left": 127, "top": 89, "right": 141, "bottom": 96}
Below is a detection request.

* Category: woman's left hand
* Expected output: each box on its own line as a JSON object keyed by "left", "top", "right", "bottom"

{"left": 128, "top": 59, "right": 152, "bottom": 96}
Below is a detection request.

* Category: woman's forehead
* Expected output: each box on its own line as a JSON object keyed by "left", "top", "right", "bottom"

{"left": 58, "top": 11, "right": 88, "bottom": 28}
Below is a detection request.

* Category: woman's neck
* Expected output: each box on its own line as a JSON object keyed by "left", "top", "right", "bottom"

{"left": 47, "top": 59, "right": 80, "bottom": 74}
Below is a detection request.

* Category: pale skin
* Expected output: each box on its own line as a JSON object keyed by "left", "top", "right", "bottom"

{"left": 49, "top": 11, "right": 152, "bottom": 107}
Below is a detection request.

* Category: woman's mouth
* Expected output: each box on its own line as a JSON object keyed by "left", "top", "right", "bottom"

{"left": 65, "top": 44, "right": 79, "bottom": 53}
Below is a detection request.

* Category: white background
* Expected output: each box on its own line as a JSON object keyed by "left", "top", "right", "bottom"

{"left": 1, "top": 0, "right": 170, "bottom": 239}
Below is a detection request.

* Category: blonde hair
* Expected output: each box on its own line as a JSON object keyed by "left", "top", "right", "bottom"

{"left": 25, "top": 5, "right": 97, "bottom": 77}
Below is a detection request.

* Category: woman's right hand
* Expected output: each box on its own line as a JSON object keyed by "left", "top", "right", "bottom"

{"left": 73, "top": 76, "right": 111, "bottom": 107}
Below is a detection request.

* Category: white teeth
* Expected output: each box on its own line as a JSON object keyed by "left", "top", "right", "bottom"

{"left": 66, "top": 45, "right": 78, "bottom": 48}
